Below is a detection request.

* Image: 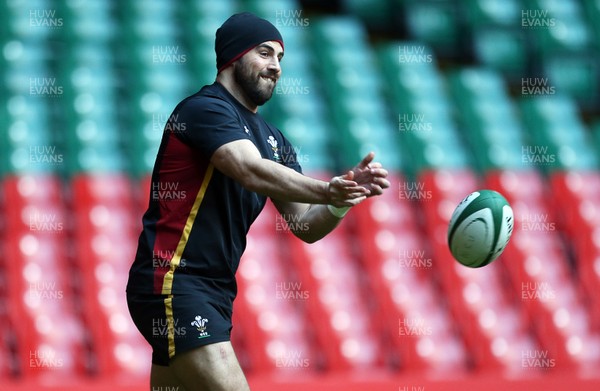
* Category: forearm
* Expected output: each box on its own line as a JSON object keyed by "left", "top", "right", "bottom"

{"left": 212, "top": 140, "right": 367, "bottom": 207}
{"left": 285, "top": 204, "right": 348, "bottom": 243}
{"left": 243, "top": 158, "right": 330, "bottom": 204}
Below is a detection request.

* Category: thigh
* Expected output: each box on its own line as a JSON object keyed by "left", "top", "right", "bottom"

{"left": 127, "top": 292, "right": 234, "bottom": 366}
{"left": 169, "top": 341, "right": 250, "bottom": 391}
{"left": 151, "top": 363, "right": 188, "bottom": 391}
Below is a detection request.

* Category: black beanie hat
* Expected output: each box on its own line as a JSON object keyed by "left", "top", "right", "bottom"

{"left": 215, "top": 12, "right": 284, "bottom": 73}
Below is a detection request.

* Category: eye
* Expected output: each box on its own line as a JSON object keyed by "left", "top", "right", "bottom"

{"left": 260, "top": 51, "right": 269, "bottom": 57}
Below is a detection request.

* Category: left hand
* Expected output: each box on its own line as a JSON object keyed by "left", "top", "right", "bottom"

{"left": 347, "top": 152, "right": 390, "bottom": 197}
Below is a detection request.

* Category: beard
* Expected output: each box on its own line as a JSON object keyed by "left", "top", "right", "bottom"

{"left": 233, "top": 58, "right": 277, "bottom": 107}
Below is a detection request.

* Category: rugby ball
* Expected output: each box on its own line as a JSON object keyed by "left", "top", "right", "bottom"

{"left": 447, "top": 190, "right": 514, "bottom": 268}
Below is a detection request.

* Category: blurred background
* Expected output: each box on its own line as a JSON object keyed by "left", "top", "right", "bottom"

{"left": 1, "top": 0, "right": 600, "bottom": 389}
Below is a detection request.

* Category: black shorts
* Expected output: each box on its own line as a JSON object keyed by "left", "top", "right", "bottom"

{"left": 126, "top": 292, "right": 233, "bottom": 366}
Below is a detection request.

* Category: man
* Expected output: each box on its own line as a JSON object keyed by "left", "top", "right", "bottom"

{"left": 127, "top": 12, "right": 390, "bottom": 390}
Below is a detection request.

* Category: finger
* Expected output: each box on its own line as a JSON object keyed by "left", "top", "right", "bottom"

{"left": 368, "top": 162, "right": 382, "bottom": 169}
{"left": 373, "top": 177, "right": 391, "bottom": 188}
{"left": 367, "top": 185, "right": 383, "bottom": 196}
{"left": 347, "top": 190, "right": 371, "bottom": 199}
{"left": 334, "top": 196, "right": 367, "bottom": 207}
{"left": 331, "top": 182, "right": 365, "bottom": 192}
{"left": 369, "top": 168, "right": 389, "bottom": 177}
{"left": 332, "top": 187, "right": 370, "bottom": 198}
{"left": 357, "top": 152, "right": 375, "bottom": 169}
{"left": 348, "top": 195, "right": 367, "bottom": 206}
{"left": 331, "top": 177, "right": 359, "bottom": 187}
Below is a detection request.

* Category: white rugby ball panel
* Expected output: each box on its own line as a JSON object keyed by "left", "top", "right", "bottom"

{"left": 449, "top": 208, "right": 494, "bottom": 267}
{"left": 447, "top": 190, "right": 513, "bottom": 268}
{"left": 488, "top": 204, "right": 514, "bottom": 263}
{"left": 447, "top": 191, "right": 481, "bottom": 241}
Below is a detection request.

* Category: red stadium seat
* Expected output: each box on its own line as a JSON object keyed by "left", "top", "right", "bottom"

{"left": 485, "top": 170, "right": 600, "bottom": 372}
{"left": 350, "top": 172, "right": 469, "bottom": 375}
{"left": 549, "top": 171, "right": 600, "bottom": 316}
{"left": 69, "top": 174, "right": 150, "bottom": 379}
{"left": 237, "top": 205, "right": 317, "bottom": 376}
{"left": 283, "top": 210, "right": 385, "bottom": 373}
{"left": 3, "top": 232, "right": 87, "bottom": 381}
{"left": 0, "top": 175, "right": 88, "bottom": 382}
{"left": 418, "top": 169, "right": 541, "bottom": 375}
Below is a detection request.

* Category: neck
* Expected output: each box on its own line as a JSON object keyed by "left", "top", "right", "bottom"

{"left": 216, "top": 70, "right": 258, "bottom": 113}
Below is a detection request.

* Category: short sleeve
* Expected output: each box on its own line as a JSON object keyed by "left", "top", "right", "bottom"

{"left": 278, "top": 132, "right": 303, "bottom": 174}
{"left": 173, "top": 96, "right": 250, "bottom": 158}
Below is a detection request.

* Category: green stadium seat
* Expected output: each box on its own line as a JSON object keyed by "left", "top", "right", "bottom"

{"left": 310, "top": 18, "right": 402, "bottom": 170}
{"left": 519, "top": 94, "right": 598, "bottom": 171}
{"left": 61, "top": 0, "right": 115, "bottom": 43}
{"left": 1, "top": 96, "right": 55, "bottom": 175}
{"left": 400, "top": 0, "right": 461, "bottom": 57}
{"left": 471, "top": 26, "right": 529, "bottom": 80}
{"left": 592, "top": 121, "right": 600, "bottom": 166}
{"left": 522, "top": 0, "right": 593, "bottom": 53}
{"left": 448, "top": 68, "right": 529, "bottom": 172}
{"left": 377, "top": 41, "right": 471, "bottom": 176}
{"left": 311, "top": 15, "right": 368, "bottom": 50}
{"left": 342, "top": 0, "right": 393, "bottom": 32}
{"left": 543, "top": 52, "right": 599, "bottom": 109}
{"left": 466, "top": 0, "right": 523, "bottom": 27}
{"left": 242, "top": 0, "right": 304, "bottom": 23}
{"left": 582, "top": 0, "right": 600, "bottom": 48}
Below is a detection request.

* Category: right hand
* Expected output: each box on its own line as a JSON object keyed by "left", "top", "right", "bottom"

{"left": 327, "top": 171, "right": 370, "bottom": 207}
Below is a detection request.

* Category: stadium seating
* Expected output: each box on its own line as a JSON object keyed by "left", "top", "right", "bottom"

{"left": 351, "top": 173, "right": 469, "bottom": 375}
{"left": 236, "top": 202, "right": 318, "bottom": 375}
{"left": 1, "top": 0, "right": 600, "bottom": 389}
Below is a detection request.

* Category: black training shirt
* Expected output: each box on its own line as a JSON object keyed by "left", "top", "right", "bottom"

{"left": 127, "top": 82, "right": 302, "bottom": 307}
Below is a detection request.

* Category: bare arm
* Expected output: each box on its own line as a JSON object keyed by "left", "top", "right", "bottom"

{"left": 272, "top": 152, "right": 391, "bottom": 243}
{"left": 210, "top": 139, "right": 369, "bottom": 207}
{"left": 271, "top": 201, "right": 341, "bottom": 243}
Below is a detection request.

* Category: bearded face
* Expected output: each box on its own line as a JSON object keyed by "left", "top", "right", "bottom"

{"left": 233, "top": 53, "right": 279, "bottom": 107}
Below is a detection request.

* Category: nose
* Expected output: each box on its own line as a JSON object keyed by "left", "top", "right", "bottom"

{"left": 268, "top": 56, "right": 281, "bottom": 74}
